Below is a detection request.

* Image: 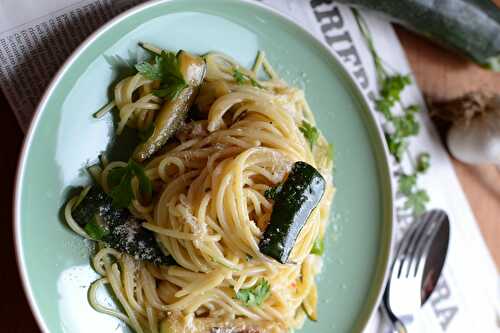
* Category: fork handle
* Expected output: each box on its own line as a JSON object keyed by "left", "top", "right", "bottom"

{"left": 381, "top": 303, "right": 408, "bottom": 333}
{"left": 391, "top": 320, "right": 408, "bottom": 333}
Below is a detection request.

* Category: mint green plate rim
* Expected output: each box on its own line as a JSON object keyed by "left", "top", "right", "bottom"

{"left": 14, "top": 1, "right": 395, "bottom": 332}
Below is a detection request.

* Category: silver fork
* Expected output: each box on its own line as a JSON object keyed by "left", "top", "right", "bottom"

{"left": 382, "top": 209, "right": 449, "bottom": 332}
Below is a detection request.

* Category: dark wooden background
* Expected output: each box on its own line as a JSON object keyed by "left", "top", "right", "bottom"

{"left": 1, "top": 9, "right": 499, "bottom": 333}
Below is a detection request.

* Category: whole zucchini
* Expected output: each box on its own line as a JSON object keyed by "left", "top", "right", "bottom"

{"left": 336, "top": 0, "right": 500, "bottom": 70}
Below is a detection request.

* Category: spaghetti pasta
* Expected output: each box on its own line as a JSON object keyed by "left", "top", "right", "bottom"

{"left": 65, "top": 47, "right": 334, "bottom": 333}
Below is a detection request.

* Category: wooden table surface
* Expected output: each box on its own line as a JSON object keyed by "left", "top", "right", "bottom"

{"left": 1, "top": 25, "right": 499, "bottom": 333}
{"left": 395, "top": 26, "right": 500, "bottom": 269}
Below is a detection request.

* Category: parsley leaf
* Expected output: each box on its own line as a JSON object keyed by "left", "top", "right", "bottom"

{"left": 310, "top": 237, "right": 324, "bottom": 256}
{"left": 299, "top": 121, "right": 319, "bottom": 150}
{"left": 392, "top": 113, "right": 420, "bottom": 138}
{"left": 236, "top": 278, "right": 270, "bottom": 307}
{"left": 84, "top": 220, "right": 108, "bottom": 240}
{"left": 135, "top": 56, "right": 164, "bottom": 80}
{"left": 385, "top": 133, "right": 406, "bottom": 162}
{"left": 381, "top": 74, "right": 411, "bottom": 104}
{"left": 416, "top": 153, "right": 430, "bottom": 173}
{"left": 355, "top": 9, "right": 430, "bottom": 218}
{"left": 398, "top": 173, "right": 429, "bottom": 215}
{"left": 382, "top": 103, "right": 421, "bottom": 163}
{"left": 375, "top": 97, "right": 393, "bottom": 119}
{"left": 108, "top": 168, "right": 134, "bottom": 208}
{"left": 398, "top": 174, "right": 416, "bottom": 196}
{"left": 135, "top": 51, "right": 187, "bottom": 100}
{"left": 129, "top": 160, "right": 153, "bottom": 200}
{"left": 232, "top": 68, "right": 263, "bottom": 88}
{"left": 264, "top": 184, "right": 283, "bottom": 200}
{"left": 107, "top": 160, "right": 152, "bottom": 208}
{"left": 404, "top": 190, "right": 430, "bottom": 216}
{"left": 375, "top": 75, "right": 412, "bottom": 119}
{"left": 108, "top": 166, "right": 126, "bottom": 187}
{"left": 153, "top": 80, "right": 187, "bottom": 99}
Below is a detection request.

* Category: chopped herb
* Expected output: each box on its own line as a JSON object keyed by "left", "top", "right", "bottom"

{"left": 380, "top": 74, "right": 411, "bottom": 105}
{"left": 385, "top": 133, "right": 406, "bottom": 162}
{"left": 374, "top": 75, "right": 411, "bottom": 119}
{"left": 135, "top": 58, "right": 163, "bottom": 80}
{"left": 264, "top": 183, "right": 282, "bottom": 200}
{"left": 354, "top": 9, "right": 431, "bottom": 217}
{"left": 235, "top": 278, "right": 270, "bottom": 307}
{"left": 84, "top": 220, "right": 108, "bottom": 240}
{"left": 299, "top": 121, "right": 319, "bottom": 150}
{"left": 398, "top": 174, "right": 417, "bottom": 196}
{"left": 310, "top": 237, "right": 324, "bottom": 256}
{"left": 108, "top": 168, "right": 134, "bottom": 208}
{"left": 416, "top": 153, "right": 431, "bottom": 173}
{"left": 135, "top": 51, "right": 187, "bottom": 100}
{"left": 108, "top": 166, "right": 127, "bottom": 188}
{"left": 108, "top": 160, "right": 152, "bottom": 208}
{"left": 404, "top": 190, "right": 430, "bottom": 216}
{"left": 130, "top": 161, "right": 153, "bottom": 201}
{"left": 232, "top": 68, "right": 263, "bottom": 88}
{"left": 398, "top": 172, "right": 429, "bottom": 216}
{"left": 153, "top": 80, "right": 187, "bottom": 99}
{"left": 375, "top": 98, "right": 393, "bottom": 119}
{"left": 392, "top": 112, "right": 420, "bottom": 138}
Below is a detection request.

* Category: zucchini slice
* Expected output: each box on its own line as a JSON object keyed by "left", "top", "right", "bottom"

{"left": 259, "top": 161, "right": 326, "bottom": 264}
{"left": 133, "top": 51, "right": 207, "bottom": 161}
{"left": 71, "top": 186, "right": 173, "bottom": 266}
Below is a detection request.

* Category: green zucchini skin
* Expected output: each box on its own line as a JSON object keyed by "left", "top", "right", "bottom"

{"left": 335, "top": 0, "right": 500, "bottom": 70}
{"left": 133, "top": 51, "right": 207, "bottom": 161}
{"left": 72, "top": 186, "right": 174, "bottom": 266}
{"left": 259, "top": 162, "right": 326, "bottom": 264}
